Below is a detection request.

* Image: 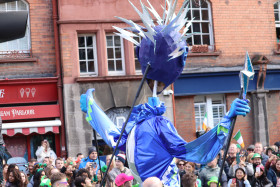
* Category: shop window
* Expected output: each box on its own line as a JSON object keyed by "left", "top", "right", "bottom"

{"left": 106, "top": 34, "right": 125, "bottom": 75}
{"left": 116, "top": 116, "right": 126, "bottom": 129}
{"left": 78, "top": 35, "right": 98, "bottom": 76}
{"left": 274, "top": 2, "right": 280, "bottom": 43}
{"left": 194, "top": 94, "right": 226, "bottom": 131}
{"left": 0, "top": 0, "right": 31, "bottom": 56}
{"left": 133, "top": 36, "right": 142, "bottom": 74}
{"left": 186, "top": 0, "right": 214, "bottom": 51}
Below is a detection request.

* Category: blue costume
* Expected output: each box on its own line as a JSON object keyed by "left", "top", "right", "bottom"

{"left": 80, "top": 1, "right": 251, "bottom": 186}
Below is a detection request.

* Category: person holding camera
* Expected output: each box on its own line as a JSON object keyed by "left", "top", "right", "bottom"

{"left": 35, "top": 139, "right": 57, "bottom": 164}
{"left": 78, "top": 146, "right": 105, "bottom": 175}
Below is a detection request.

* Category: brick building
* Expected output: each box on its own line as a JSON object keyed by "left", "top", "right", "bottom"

{"left": 174, "top": 0, "right": 280, "bottom": 147}
{"left": 58, "top": 0, "right": 175, "bottom": 156}
{"left": 0, "top": 0, "right": 66, "bottom": 161}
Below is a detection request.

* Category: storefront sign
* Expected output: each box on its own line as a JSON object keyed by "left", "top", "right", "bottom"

{"left": 0, "top": 105, "right": 60, "bottom": 120}
{"left": 0, "top": 83, "right": 58, "bottom": 104}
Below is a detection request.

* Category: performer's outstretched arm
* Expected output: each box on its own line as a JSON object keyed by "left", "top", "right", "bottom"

{"left": 80, "top": 89, "right": 121, "bottom": 148}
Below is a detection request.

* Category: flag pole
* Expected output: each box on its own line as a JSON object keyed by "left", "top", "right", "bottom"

{"left": 217, "top": 87, "right": 243, "bottom": 185}
{"left": 100, "top": 63, "right": 151, "bottom": 186}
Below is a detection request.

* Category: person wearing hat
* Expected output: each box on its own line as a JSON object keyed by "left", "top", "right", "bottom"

{"left": 251, "top": 153, "right": 263, "bottom": 172}
{"left": 108, "top": 154, "right": 132, "bottom": 185}
{"left": 228, "top": 153, "right": 254, "bottom": 179}
{"left": 247, "top": 145, "right": 255, "bottom": 156}
{"left": 78, "top": 146, "right": 105, "bottom": 175}
{"left": 251, "top": 164, "right": 273, "bottom": 187}
{"left": 207, "top": 176, "right": 219, "bottom": 187}
{"left": 115, "top": 173, "right": 134, "bottom": 187}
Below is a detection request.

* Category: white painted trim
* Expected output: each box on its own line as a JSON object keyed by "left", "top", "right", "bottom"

{"left": 2, "top": 120, "right": 61, "bottom": 129}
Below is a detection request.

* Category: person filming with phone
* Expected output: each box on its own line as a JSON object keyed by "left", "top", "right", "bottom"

{"left": 78, "top": 146, "right": 105, "bottom": 175}
{"left": 228, "top": 168, "right": 251, "bottom": 187}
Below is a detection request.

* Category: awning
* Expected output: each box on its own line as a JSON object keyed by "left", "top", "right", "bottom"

{"left": 2, "top": 120, "right": 61, "bottom": 136}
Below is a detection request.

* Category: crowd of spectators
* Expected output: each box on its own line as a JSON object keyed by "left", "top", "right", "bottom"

{"left": 1, "top": 140, "right": 280, "bottom": 187}
{"left": 179, "top": 141, "right": 280, "bottom": 187}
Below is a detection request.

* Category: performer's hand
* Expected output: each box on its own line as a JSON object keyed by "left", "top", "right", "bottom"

{"left": 227, "top": 98, "right": 250, "bottom": 119}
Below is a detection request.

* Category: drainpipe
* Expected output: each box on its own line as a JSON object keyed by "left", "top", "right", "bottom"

{"left": 52, "top": 0, "right": 67, "bottom": 158}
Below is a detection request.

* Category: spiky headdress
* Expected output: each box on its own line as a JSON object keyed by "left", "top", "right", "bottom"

{"left": 114, "top": 0, "right": 191, "bottom": 93}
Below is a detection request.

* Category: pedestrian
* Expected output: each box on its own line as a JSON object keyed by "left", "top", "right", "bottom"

{"left": 108, "top": 154, "right": 132, "bottom": 184}
{"left": 35, "top": 139, "right": 57, "bottom": 163}
{"left": 55, "top": 158, "right": 64, "bottom": 171}
{"left": 114, "top": 173, "right": 134, "bottom": 187}
{"left": 20, "top": 172, "right": 28, "bottom": 187}
{"left": 198, "top": 157, "right": 227, "bottom": 187}
{"left": 251, "top": 153, "right": 263, "bottom": 174}
{"left": 5, "top": 168, "right": 23, "bottom": 187}
{"left": 251, "top": 165, "right": 273, "bottom": 187}
{"left": 32, "top": 169, "right": 45, "bottom": 187}
{"left": 228, "top": 154, "right": 254, "bottom": 179}
{"left": 181, "top": 172, "right": 197, "bottom": 187}
{"left": 184, "top": 162, "right": 201, "bottom": 186}
{"left": 142, "top": 177, "right": 162, "bottom": 187}
{"left": 74, "top": 176, "right": 92, "bottom": 187}
{"left": 78, "top": 146, "right": 105, "bottom": 175}
{"left": 228, "top": 168, "right": 251, "bottom": 187}
{"left": 254, "top": 142, "right": 269, "bottom": 166}
{"left": 27, "top": 159, "right": 36, "bottom": 181}
{"left": 267, "top": 158, "right": 280, "bottom": 187}
{"left": 2, "top": 164, "right": 8, "bottom": 185}
{"left": 51, "top": 172, "right": 68, "bottom": 187}
{"left": 247, "top": 145, "right": 255, "bottom": 156}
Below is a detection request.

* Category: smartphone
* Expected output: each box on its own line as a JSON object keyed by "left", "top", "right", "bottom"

{"left": 232, "top": 178, "right": 236, "bottom": 184}
{"left": 236, "top": 153, "right": 240, "bottom": 164}
{"left": 256, "top": 166, "right": 261, "bottom": 173}
{"left": 92, "top": 162, "right": 97, "bottom": 168}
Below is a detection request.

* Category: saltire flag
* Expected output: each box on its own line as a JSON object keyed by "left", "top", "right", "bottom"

{"left": 233, "top": 130, "right": 245, "bottom": 148}
{"left": 202, "top": 113, "right": 207, "bottom": 131}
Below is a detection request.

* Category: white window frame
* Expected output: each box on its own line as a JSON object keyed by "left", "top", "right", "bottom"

{"left": 78, "top": 34, "right": 98, "bottom": 76}
{"left": 133, "top": 36, "right": 142, "bottom": 74}
{"left": 194, "top": 94, "right": 226, "bottom": 131}
{"left": 0, "top": 0, "right": 31, "bottom": 53}
{"left": 106, "top": 34, "right": 125, "bottom": 76}
{"left": 116, "top": 116, "right": 126, "bottom": 129}
{"left": 274, "top": 2, "right": 280, "bottom": 42}
{"left": 186, "top": 0, "right": 214, "bottom": 50}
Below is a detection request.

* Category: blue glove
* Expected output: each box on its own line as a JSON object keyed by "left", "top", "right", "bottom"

{"left": 227, "top": 98, "right": 250, "bottom": 119}
{"left": 80, "top": 94, "right": 87, "bottom": 113}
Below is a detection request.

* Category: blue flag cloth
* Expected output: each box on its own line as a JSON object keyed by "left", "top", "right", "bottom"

{"left": 81, "top": 89, "right": 233, "bottom": 186}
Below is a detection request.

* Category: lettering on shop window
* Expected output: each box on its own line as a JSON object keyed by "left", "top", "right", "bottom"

{"left": 0, "top": 109, "right": 35, "bottom": 118}
{"left": 0, "top": 89, "right": 4, "bottom": 98}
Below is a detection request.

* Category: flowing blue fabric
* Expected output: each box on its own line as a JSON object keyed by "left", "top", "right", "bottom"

{"left": 81, "top": 89, "right": 233, "bottom": 185}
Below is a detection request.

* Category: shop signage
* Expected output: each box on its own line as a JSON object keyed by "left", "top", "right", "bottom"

{"left": 0, "top": 105, "right": 60, "bottom": 120}
{"left": 0, "top": 83, "right": 58, "bottom": 104}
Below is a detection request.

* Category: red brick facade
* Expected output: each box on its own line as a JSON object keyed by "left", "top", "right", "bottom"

{"left": 175, "top": 0, "right": 280, "bottom": 147}
{"left": 0, "top": 0, "right": 56, "bottom": 77}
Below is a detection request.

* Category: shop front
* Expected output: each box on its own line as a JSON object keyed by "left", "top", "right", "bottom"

{"left": 0, "top": 78, "right": 63, "bottom": 163}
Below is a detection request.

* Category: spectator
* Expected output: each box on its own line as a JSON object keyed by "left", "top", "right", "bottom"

{"left": 266, "top": 147, "right": 275, "bottom": 158}
{"left": 184, "top": 162, "right": 201, "bottom": 186}
{"left": 247, "top": 153, "right": 255, "bottom": 164}
{"left": 225, "top": 144, "right": 238, "bottom": 178}
{"left": 181, "top": 172, "right": 197, "bottom": 187}
{"left": 49, "top": 168, "right": 60, "bottom": 176}
{"left": 251, "top": 165, "right": 273, "bottom": 187}
{"left": 207, "top": 176, "right": 219, "bottom": 187}
{"left": 228, "top": 154, "right": 254, "bottom": 178}
{"left": 20, "top": 172, "right": 28, "bottom": 187}
{"left": 76, "top": 153, "right": 84, "bottom": 161}
{"left": 74, "top": 176, "right": 92, "bottom": 187}
{"left": 198, "top": 157, "right": 227, "bottom": 187}
{"left": 267, "top": 158, "right": 280, "bottom": 187}
{"left": 33, "top": 169, "right": 46, "bottom": 187}
{"left": 51, "top": 172, "right": 67, "bottom": 187}
{"left": 115, "top": 173, "right": 134, "bottom": 187}
{"left": 177, "top": 159, "right": 186, "bottom": 183}
{"left": 247, "top": 145, "right": 255, "bottom": 156}
{"left": 35, "top": 139, "right": 57, "bottom": 163}
{"left": 108, "top": 154, "right": 132, "bottom": 184}
{"left": 78, "top": 146, "right": 105, "bottom": 174}
{"left": 77, "top": 168, "right": 90, "bottom": 179}
{"left": 254, "top": 142, "right": 269, "bottom": 166}
{"left": 2, "top": 164, "right": 8, "bottom": 184}
{"left": 274, "top": 142, "right": 280, "bottom": 153}
{"left": 104, "top": 154, "right": 115, "bottom": 187}
{"left": 55, "top": 158, "right": 64, "bottom": 171}
{"left": 251, "top": 153, "right": 263, "bottom": 174}
{"left": 65, "top": 163, "right": 75, "bottom": 187}
{"left": 228, "top": 168, "right": 251, "bottom": 187}
{"left": 265, "top": 154, "right": 278, "bottom": 171}
{"left": 27, "top": 159, "right": 36, "bottom": 181}
{"left": 5, "top": 169, "right": 23, "bottom": 187}
{"left": 43, "top": 157, "right": 51, "bottom": 166}
{"left": 142, "top": 177, "right": 162, "bottom": 187}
